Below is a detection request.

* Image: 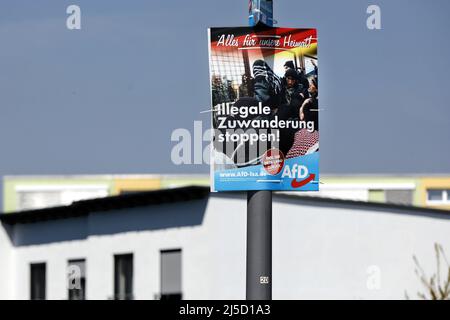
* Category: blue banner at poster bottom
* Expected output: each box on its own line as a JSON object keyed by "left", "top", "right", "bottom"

{"left": 213, "top": 152, "right": 319, "bottom": 192}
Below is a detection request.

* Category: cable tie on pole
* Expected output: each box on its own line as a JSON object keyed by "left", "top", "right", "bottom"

{"left": 200, "top": 107, "right": 218, "bottom": 114}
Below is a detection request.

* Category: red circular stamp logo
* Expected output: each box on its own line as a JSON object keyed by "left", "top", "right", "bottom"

{"left": 262, "top": 148, "right": 285, "bottom": 175}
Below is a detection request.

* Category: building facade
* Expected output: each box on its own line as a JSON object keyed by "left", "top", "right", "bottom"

{"left": 3, "top": 175, "right": 450, "bottom": 213}
{"left": 2, "top": 175, "right": 209, "bottom": 213}
{"left": 1, "top": 186, "right": 449, "bottom": 300}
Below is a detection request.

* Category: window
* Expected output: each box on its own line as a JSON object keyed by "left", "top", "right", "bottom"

{"left": 119, "top": 190, "right": 144, "bottom": 195}
{"left": 68, "top": 259, "right": 86, "bottom": 300}
{"left": 385, "top": 190, "right": 413, "bottom": 205}
{"left": 114, "top": 254, "right": 133, "bottom": 300}
{"left": 30, "top": 263, "right": 46, "bottom": 300}
{"left": 160, "top": 249, "right": 182, "bottom": 300}
{"left": 427, "top": 189, "right": 450, "bottom": 204}
{"left": 16, "top": 185, "right": 109, "bottom": 211}
{"left": 210, "top": 47, "right": 245, "bottom": 91}
{"left": 19, "top": 192, "right": 61, "bottom": 211}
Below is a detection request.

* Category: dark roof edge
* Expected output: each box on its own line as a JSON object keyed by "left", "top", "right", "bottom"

{"left": 1, "top": 186, "right": 449, "bottom": 225}
{"left": 212, "top": 191, "right": 450, "bottom": 216}
{"left": 0, "top": 186, "right": 210, "bottom": 225}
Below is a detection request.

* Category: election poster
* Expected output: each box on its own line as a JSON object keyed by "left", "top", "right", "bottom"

{"left": 208, "top": 26, "right": 319, "bottom": 192}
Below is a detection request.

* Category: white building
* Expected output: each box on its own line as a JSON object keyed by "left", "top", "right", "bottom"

{"left": 0, "top": 186, "right": 449, "bottom": 300}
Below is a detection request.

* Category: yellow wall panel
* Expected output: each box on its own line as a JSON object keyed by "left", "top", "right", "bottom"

{"left": 418, "top": 177, "right": 450, "bottom": 210}
{"left": 112, "top": 178, "right": 161, "bottom": 195}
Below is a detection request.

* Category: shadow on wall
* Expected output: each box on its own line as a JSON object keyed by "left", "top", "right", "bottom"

{"left": 4, "top": 198, "right": 209, "bottom": 247}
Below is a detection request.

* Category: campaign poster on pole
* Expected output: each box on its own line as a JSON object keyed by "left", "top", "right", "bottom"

{"left": 208, "top": 26, "right": 319, "bottom": 192}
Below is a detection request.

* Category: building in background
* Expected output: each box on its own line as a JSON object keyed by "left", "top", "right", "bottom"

{"left": 2, "top": 175, "right": 209, "bottom": 213}
{"left": 0, "top": 186, "right": 449, "bottom": 300}
{"left": 3, "top": 175, "right": 450, "bottom": 213}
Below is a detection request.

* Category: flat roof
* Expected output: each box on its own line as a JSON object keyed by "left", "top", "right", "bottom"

{"left": 1, "top": 186, "right": 449, "bottom": 225}
{"left": 0, "top": 186, "right": 209, "bottom": 225}
{"left": 4, "top": 173, "right": 450, "bottom": 180}
{"left": 3, "top": 174, "right": 210, "bottom": 180}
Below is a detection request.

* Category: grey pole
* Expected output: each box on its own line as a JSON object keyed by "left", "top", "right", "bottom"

{"left": 246, "top": 0, "right": 274, "bottom": 301}
{"left": 246, "top": 190, "right": 272, "bottom": 300}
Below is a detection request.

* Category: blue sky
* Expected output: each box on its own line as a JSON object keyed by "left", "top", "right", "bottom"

{"left": 0, "top": 0, "right": 449, "bottom": 184}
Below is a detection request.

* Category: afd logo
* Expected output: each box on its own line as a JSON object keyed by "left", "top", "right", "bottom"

{"left": 281, "top": 164, "right": 316, "bottom": 188}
